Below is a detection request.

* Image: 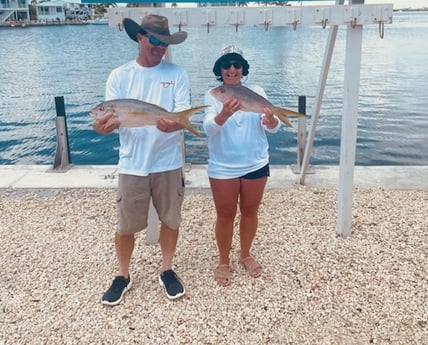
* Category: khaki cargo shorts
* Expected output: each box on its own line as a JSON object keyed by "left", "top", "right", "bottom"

{"left": 116, "top": 168, "right": 184, "bottom": 235}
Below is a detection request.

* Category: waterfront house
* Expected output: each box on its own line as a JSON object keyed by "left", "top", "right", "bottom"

{"left": 0, "top": 0, "right": 30, "bottom": 23}
{"left": 35, "top": 0, "right": 66, "bottom": 22}
{"left": 35, "top": 1, "right": 92, "bottom": 23}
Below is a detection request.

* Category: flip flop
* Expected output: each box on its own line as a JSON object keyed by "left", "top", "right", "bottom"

{"left": 214, "top": 264, "right": 232, "bottom": 287}
{"left": 240, "top": 257, "right": 263, "bottom": 278}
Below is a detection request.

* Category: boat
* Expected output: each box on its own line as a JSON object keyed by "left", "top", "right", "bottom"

{"left": 88, "top": 18, "right": 108, "bottom": 25}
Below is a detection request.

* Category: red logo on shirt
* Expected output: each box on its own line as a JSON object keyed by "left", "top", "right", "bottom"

{"left": 161, "top": 81, "right": 174, "bottom": 88}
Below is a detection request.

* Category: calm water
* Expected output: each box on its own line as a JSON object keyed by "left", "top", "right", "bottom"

{"left": 0, "top": 11, "right": 427, "bottom": 165}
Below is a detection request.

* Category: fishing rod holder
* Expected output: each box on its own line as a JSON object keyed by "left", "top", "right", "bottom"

{"left": 107, "top": 4, "right": 392, "bottom": 32}
{"left": 104, "top": 2, "right": 394, "bottom": 237}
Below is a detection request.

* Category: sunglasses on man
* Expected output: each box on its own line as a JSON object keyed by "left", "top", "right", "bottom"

{"left": 221, "top": 61, "right": 243, "bottom": 70}
{"left": 146, "top": 35, "right": 169, "bottom": 48}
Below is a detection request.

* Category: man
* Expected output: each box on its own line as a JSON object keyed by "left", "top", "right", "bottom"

{"left": 93, "top": 15, "right": 189, "bottom": 305}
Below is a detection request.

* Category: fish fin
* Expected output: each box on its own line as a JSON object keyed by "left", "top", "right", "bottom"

{"left": 176, "top": 105, "right": 209, "bottom": 137}
{"left": 273, "top": 107, "right": 306, "bottom": 128}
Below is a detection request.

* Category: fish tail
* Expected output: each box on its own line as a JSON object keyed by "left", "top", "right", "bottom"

{"left": 273, "top": 107, "right": 306, "bottom": 128}
{"left": 176, "top": 105, "right": 209, "bottom": 137}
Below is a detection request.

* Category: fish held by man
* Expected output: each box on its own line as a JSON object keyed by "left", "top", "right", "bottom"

{"left": 91, "top": 98, "right": 208, "bottom": 137}
{"left": 210, "top": 84, "right": 305, "bottom": 128}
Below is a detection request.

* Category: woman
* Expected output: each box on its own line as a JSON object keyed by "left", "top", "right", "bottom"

{"left": 203, "top": 46, "right": 282, "bottom": 287}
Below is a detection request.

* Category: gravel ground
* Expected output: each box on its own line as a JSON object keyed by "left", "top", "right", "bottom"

{"left": 0, "top": 187, "right": 427, "bottom": 345}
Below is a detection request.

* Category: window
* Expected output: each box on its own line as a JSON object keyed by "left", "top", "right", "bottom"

{"left": 40, "top": 6, "right": 49, "bottom": 15}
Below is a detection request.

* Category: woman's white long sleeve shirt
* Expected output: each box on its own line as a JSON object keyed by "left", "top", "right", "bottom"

{"left": 203, "top": 83, "right": 281, "bottom": 179}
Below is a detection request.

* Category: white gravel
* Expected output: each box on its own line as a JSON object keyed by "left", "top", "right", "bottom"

{"left": 0, "top": 187, "right": 427, "bottom": 344}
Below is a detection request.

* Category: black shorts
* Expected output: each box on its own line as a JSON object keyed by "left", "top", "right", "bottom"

{"left": 240, "top": 164, "right": 270, "bottom": 180}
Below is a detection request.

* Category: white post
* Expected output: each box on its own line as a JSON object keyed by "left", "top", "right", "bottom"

{"left": 299, "top": 0, "right": 344, "bottom": 184}
{"left": 336, "top": 22, "right": 363, "bottom": 237}
{"left": 299, "top": 24, "right": 338, "bottom": 184}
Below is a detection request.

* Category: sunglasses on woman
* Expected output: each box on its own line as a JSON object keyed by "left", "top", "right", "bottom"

{"left": 147, "top": 35, "right": 169, "bottom": 48}
{"left": 221, "top": 61, "right": 243, "bottom": 70}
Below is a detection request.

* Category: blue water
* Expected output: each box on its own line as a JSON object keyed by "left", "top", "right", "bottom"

{"left": 0, "top": 11, "right": 427, "bottom": 165}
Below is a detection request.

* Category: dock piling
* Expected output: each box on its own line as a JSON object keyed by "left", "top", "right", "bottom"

{"left": 53, "top": 96, "right": 72, "bottom": 171}
{"left": 291, "top": 95, "right": 308, "bottom": 174}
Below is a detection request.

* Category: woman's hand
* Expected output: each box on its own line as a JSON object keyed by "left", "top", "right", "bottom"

{"left": 261, "top": 107, "right": 278, "bottom": 129}
{"left": 93, "top": 112, "right": 119, "bottom": 135}
{"left": 215, "top": 97, "right": 241, "bottom": 126}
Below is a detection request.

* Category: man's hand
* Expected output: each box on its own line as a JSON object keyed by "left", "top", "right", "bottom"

{"left": 93, "top": 112, "right": 119, "bottom": 135}
{"left": 157, "top": 118, "right": 183, "bottom": 133}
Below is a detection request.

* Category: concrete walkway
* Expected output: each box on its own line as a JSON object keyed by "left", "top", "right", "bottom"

{"left": 0, "top": 164, "right": 426, "bottom": 190}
